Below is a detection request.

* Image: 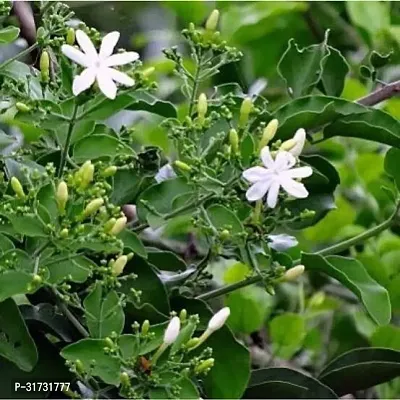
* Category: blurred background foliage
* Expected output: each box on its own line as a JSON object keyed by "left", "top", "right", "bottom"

{"left": 9, "top": 1, "right": 399, "bottom": 397}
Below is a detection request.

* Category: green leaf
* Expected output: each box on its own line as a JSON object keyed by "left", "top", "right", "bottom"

{"left": 319, "top": 347, "right": 400, "bottom": 395}
{"left": 0, "top": 26, "right": 20, "bottom": 43}
{"left": 83, "top": 283, "right": 124, "bottom": 338}
{"left": 384, "top": 148, "right": 400, "bottom": 190}
{"left": 0, "top": 298, "right": 38, "bottom": 372}
{"left": 371, "top": 325, "right": 400, "bottom": 351}
{"left": 0, "top": 233, "right": 14, "bottom": 253}
{"left": 118, "top": 229, "right": 147, "bottom": 259}
{"left": 0, "top": 271, "right": 35, "bottom": 301}
{"left": 269, "top": 313, "right": 306, "bottom": 359}
{"left": 177, "top": 377, "right": 200, "bottom": 399}
{"left": 301, "top": 254, "right": 391, "bottom": 325}
{"left": 36, "top": 184, "right": 58, "bottom": 223}
{"left": 207, "top": 204, "right": 244, "bottom": 235}
{"left": 147, "top": 250, "right": 187, "bottom": 272}
{"left": 110, "top": 168, "right": 144, "bottom": 205}
{"left": 6, "top": 214, "right": 47, "bottom": 237}
{"left": 73, "top": 134, "right": 134, "bottom": 162}
{"left": 61, "top": 338, "right": 120, "bottom": 385}
{"left": 245, "top": 368, "right": 337, "bottom": 399}
{"left": 170, "top": 321, "right": 196, "bottom": 355}
{"left": 46, "top": 255, "right": 94, "bottom": 284}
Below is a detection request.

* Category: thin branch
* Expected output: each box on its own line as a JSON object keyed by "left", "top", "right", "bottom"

{"left": 357, "top": 80, "right": 400, "bottom": 106}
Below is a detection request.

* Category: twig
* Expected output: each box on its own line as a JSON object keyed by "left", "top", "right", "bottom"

{"left": 357, "top": 80, "right": 400, "bottom": 106}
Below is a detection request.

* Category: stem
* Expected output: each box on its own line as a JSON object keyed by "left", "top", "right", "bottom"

{"left": 188, "top": 51, "right": 203, "bottom": 116}
{"left": 357, "top": 80, "right": 400, "bottom": 106}
{"left": 58, "top": 102, "right": 79, "bottom": 178}
{"left": 0, "top": 43, "right": 39, "bottom": 70}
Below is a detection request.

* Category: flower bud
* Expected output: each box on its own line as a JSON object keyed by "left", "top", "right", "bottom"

{"left": 174, "top": 160, "right": 192, "bottom": 172}
{"left": 16, "top": 102, "right": 31, "bottom": 113}
{"left": 101, "top": 166, "right": 117, "bottom": 177}
{"left": 288, "top": 128, "right": 306, "bottom": 157}
{"left": 195, "top": 358, "right": 215, "bottom": 374}
{"left": 142, "top": 67, "right": 155, "bottom": 78}
{"left": 40, "top": 50, "right": 50, "bottom": 83}
{"left": 179, "top": 309, "right": 187, "bottom": 323}
{"left": 11, "top": 177, "right": 25, "bottom": 199}
{"left": 80, "top": 161, "right": 94, "bottom": 189}
{"left": 163, "top": 316, "right": 181, "bottom": 345}
{"left": 207, "top": 307, "right": 230, "bottom": 332}
{"left": 283, "top": 265, "right": 305, "bottom": 281}
{"left": 82, "top": 198, "right": 104, "bottom": 218}
{"left": 109, "top": 216, "right": 127, "bottom": 236}
{"left": 259, "top": 119, "right": 278, "bottom": 150}
{"left": 309, "top": 291, "right": 325, "bottom": 308}
{"left": 32, "top": 274, "right": 42, "bottom": 284}
{"left": 127, "top": 252, "right": 134, "bottom": 261}
{"left": 75, "top": 359, "right": 85, "bottom": 375}
{"left": 57, "top": 181, "right": 68, "bottom": 213}
{"left": 186, "top": 337, "right": 200, "bottom": 348}
{"left": 206, "top": 9, "right": 220, "bottom": 31}
{"left": 197, "top": 93, "right": 208, "bottom": 124}
{"left": 280, "top": 138, "right": 297, "bottom": 152}
{"left": 239, "top": 97, "right": 253, "bottom": 127}
{"left": 60, "top": 228, "right": 69, "bottom": 238}
{"left": 229, "top": 129, "right": 239, "bottom": 154}
{"left": 120, "top": 371, "right": 130, "bottom": 387}
{"left": 141, "top": 319, "right": 150, "bottom": 335}
{"left": 104, "top": 218, "right": 116, "bottom": 233}
{"left": 220, "top": 229, "right": 230, "bottom": 240}
{"left": 112, "top": 255, "right": 128, "bottom": 276}
{"left": 66, "top": 28, "right": 75, "bottom": 45}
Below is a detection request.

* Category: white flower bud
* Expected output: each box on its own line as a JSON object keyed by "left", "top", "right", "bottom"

{"left": 283, "top": 265, "right": 305, "bottom": 281}
{"left": 207, "top": 307, "right": 230, "bottom": 332}
{"left": 163, "top": 316, "right": 181, "bottom": 345}
{"left": 288, "top": 128, "right": 306, "bottom": 157}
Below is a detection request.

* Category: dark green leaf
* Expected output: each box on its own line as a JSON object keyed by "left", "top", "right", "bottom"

{"left": 207, "top": 204, "right": 244, "bottom": 235}
{"left": 36, "top": 184, "right": 58, "bottom": 223}
{"left": 0, "top": 26, "right": 20, "bottom": 43}
{"left": 110, "top": 168, "right": 144, "bottom": 205}
{"left": 319, "top": 348, "right": 400, "bottom": 395}
{"left": 384, "top": 148, "right": 400, "bottom": 190}
{"left": 178, "top": 377, "right": 200, "bottom": 399}
{"left": 301, "top": 254, "right": 391, "bottom": 325}
{"left": 147, "top": 249, "right": 186, "bottom": 272}
{"left": 0, "top": 271, "right": 35, "bottom": 301}
{"left": 0, "top": 298, "right": 38, "bottom": 372}
{"left": 0, "top": 233, "right": 14, "bottom": 253}
{"left": 46, "top": 255, "right": 94, "bottom": 284}
{"left": 6, "top": 214, "right": 47, "bottom": 237}
{"left": 118, "top": 229, "right": 147, "bottom": 259}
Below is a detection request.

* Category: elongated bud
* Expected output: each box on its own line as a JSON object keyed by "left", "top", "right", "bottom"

{"left": 195, "top": 358, "right": 215, "bottom": 374}
{"left": 141, "top": 320, "right": 150, "bottom": 335}
{"left": 197, "top": 93, "right": 208, "bottom": 124}
{"left": 80, "top": 161, "right": 94, "bottom": 189}
{"left": 283, "top": 265, "right": 305, "bottom": 281}
{"left": 104, "top": 218, "right": 116, "bottom": 233}
{"left": 174, "top": 160, "right": 192, "bottom": 172}
{"left": 101, "top": 166, "right": 117, "bottom": 177}
{"left": 259, "top": 119, "right": 278, "bottom": 150}
{"left": 40, "top": 50, "right": 50, "bottom": 83}
{"left": 179, "top": 309, "right": 187, "bottom": 322}
{"left": 57, "top": 181, "right": 68, "bottom": 213}
{"left": 60, "top": 228, "right": 69, "bottom": 238}
{"left": 280, "top": 138, "right": 297, "bottom": 152}
{"left": 82, "top": 198, "right": 104, "bottom": 218}
{"left": 229, "top": 129, "right": 239, "bottom": 154}
{"left": 16, "top": 102, "right": 31, "bottom": 113}
{"left": 142, "top": 67, "right": 155, "bottom": 78}
{"left": 66, "top": 28, "right": 75, "bottom": 45}
{"left": 239, "top": 97, "right": 253, "bottom": 127}
{"left": 186, "top": 337, "right": 200, "bottom": 348}
{"left": 109, "top": 216, "right": 127, "bottom": 236}
{"left": 11, "top": 177, "right": 25, "bottom": 199}
{"left": 206, "top": 9, "right": 219, "bottom": 31}
{"left": 207, "top": 307, "right": 230, "bottom": 332}
{"left": 112, "top": 255, "right": 128, "bottom": 276}
{"left": 127, "top": 252, "right": 134, "bottom": 261}
{"left": 288, "top": 128, "right": 306, "bottom": 157}
{"left": 163, "top": 316, "right": 181, "bottom": 345}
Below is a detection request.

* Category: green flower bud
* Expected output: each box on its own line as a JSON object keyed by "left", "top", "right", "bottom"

{"left": 283, "top": 265, "right": 305, "bottom": 281}
{"left": 60, "top": 228, "right": 69, "bottom": 238}
{"left": 79, "top": 161, "right": 94, "bottom": 189}
{"left": 175, "top": 160, "right": 192, "bottom": 172}
{"left": 195, "top": 358, "right": 215, "bottom": 374}
{"left": 127, "top": 252, "right": 134, "bottom": 261}
{"left": 104, "top": 218, "right": 117, "bottom": 233}
{"left": 57, "top": 181, "right": 68, "bottom": 213}
{"left": 142, "top": 67, "right": 155, "bottom": 78}
{"left": 197, "top": 93, "right": 208, "bottom": 124}
{"left": 82, "top": 198, "right": 104, "bottom": 218}
{"left": 259, "top": 119, "right": 278, "bottom": 150}
{"left": 120, "top": 371, "right": 130, "bottom": 387}
{"left": 104, "top": 337, "right": 114, "bottom": 348}
{"left": 280, "top": 138, "right": 297, "bottom": 152}
{"left": 11, "top": 177, "right": 25, "bottom": 199}
{"left": 109, "top": 216, "right": 127, "bottom": 236}
{"left": 239, "top": 97, "right": 253, "bottom": 127}
{"left": 220, "top": 229, "right": 230, "bottom": 240}
{"left": 32, "top": 274, "right": 42, "bottom": 284}
{"left": 179, "top": 309, "right": 187, "bottom": 323}
{"left": 101, "top": 166, "right": 117, "bottom": 177}
{"left": 40, "top": 50, "right": 50, "bottom": 83}
{"left": 205, "top": 9, "right": 220, "bottom": 31}
{"left": 15, "top": 102, "right": 31, "bottom": 113}
{"left": 66, "top": 28, "right": 75, "bottom": 45}
{"left": 229, "top": 129, "right": 239, "bottom": 154}
{"left": 186, "top": 337, "right": 200, "bottom": 348}
{"left": 141, "top": 319, "right": 150, "bottom": 335}
{"left": 112, "top": 255, "right": 128, "bottom": 276}
{"left": 308, "top": 291, "right": 325, "bottom": 308}
{"left": 75, "top": 359, "right": 85, "bottom": 375}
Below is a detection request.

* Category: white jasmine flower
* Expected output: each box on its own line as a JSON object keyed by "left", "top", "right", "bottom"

{"left": 288, "top": 128, "right": 306, "bottom": 157}
{"left": 207, "top": 307, "right": 230, "bottom": 332}
{"left": 268, "top": 234, "right": 298, "bottom": 251}
{"left": 242, "top": 146, "right": 313, "bottom": 208}
{"left": 155, "top": 163, "right": 177, "bottom": 183}
{"left": 163, "top": 316, "right": 181, "bottom": 345}
{"left": 61, "top": 30, "right": 139, "bottom": 99}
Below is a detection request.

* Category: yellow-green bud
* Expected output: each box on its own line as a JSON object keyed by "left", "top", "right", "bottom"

{"left": 259, "top": 119, "right": 278, "bottom": 150}
{"left": 220, "top": 229, "right": 230, "bottom": 240}
{"left": 66, "top": 28, "right": 75, "bottom": 45}
{"left": 179, "top": 309, "right": 187, "bottom": 322}
{"left": 104, "top": 218, "right": 117, "bottom": 233}
{"left": 101, "top": 166, "right": 117, "bottom": 177}
{"left": 239, "top": 97, "right": 253, "bottom": 127}
{"left": 283, "top": 265, "right": 305, "bottom": 281}
{"left": 40, "top": 50, "right": 50, "bottom": 83}
{"left": 186, "top": 337, "right": 200, "bottom": 348}
{"left": 104, "top": 337, "right": 114, "bottom": 348}
{"left": 57, "top": 181, "right": 68, "bottom": 213}
{"left": 195, "top": 358, "right": 215, "bottom": 374}
{"left": 82, "top": 198, "right": 104, "bottom": 218}
{"left": 120, "top": 371, "right": 130, "bottom": 386}
{"left": 197, "top": 93, "right": 208, "bottom": 124}
{"left": 60, "top": 228, "right": 69, "bottom": 238}
{"left": 11, "top": 177, "right": 25, "bottom": 199}
{"left": 80, "top": 161, "right": 94, "bottom": 189}
{"left": 229, "top": 129, "right": 239, "bottom": 154}
{"left": 16, "top": 102, "right": 31, "bottom": 113}
{"left": 175, "top": 160, "right": 192, "bottom": 172}
{"left": 142, "top": 67, "right": 155, "bottom": 78}
{"left": 75, "top": 359, "right": 85, "bottom": 375}
{"left": 280, "top": 138, "right": 297, "bottom": 152}
{"left": 32, "top": 274, "right": 42, "bottom": 284}
{"left": 112, "top": 255, "right": 128, "bottom": 276}
{"left": 109, "top": 216, "right": 127, "bottom": 236}
{"left": 206, "top": 9, "right": 220, "bottom": 31}
{"left": 309, "top": 291, "right": 325, "bottom": 308}
{"left": 127, "top": 252, "right": 134, "bottom": 261}
{"left": 141, "top": 319, "right": 150, "bottom": 335}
